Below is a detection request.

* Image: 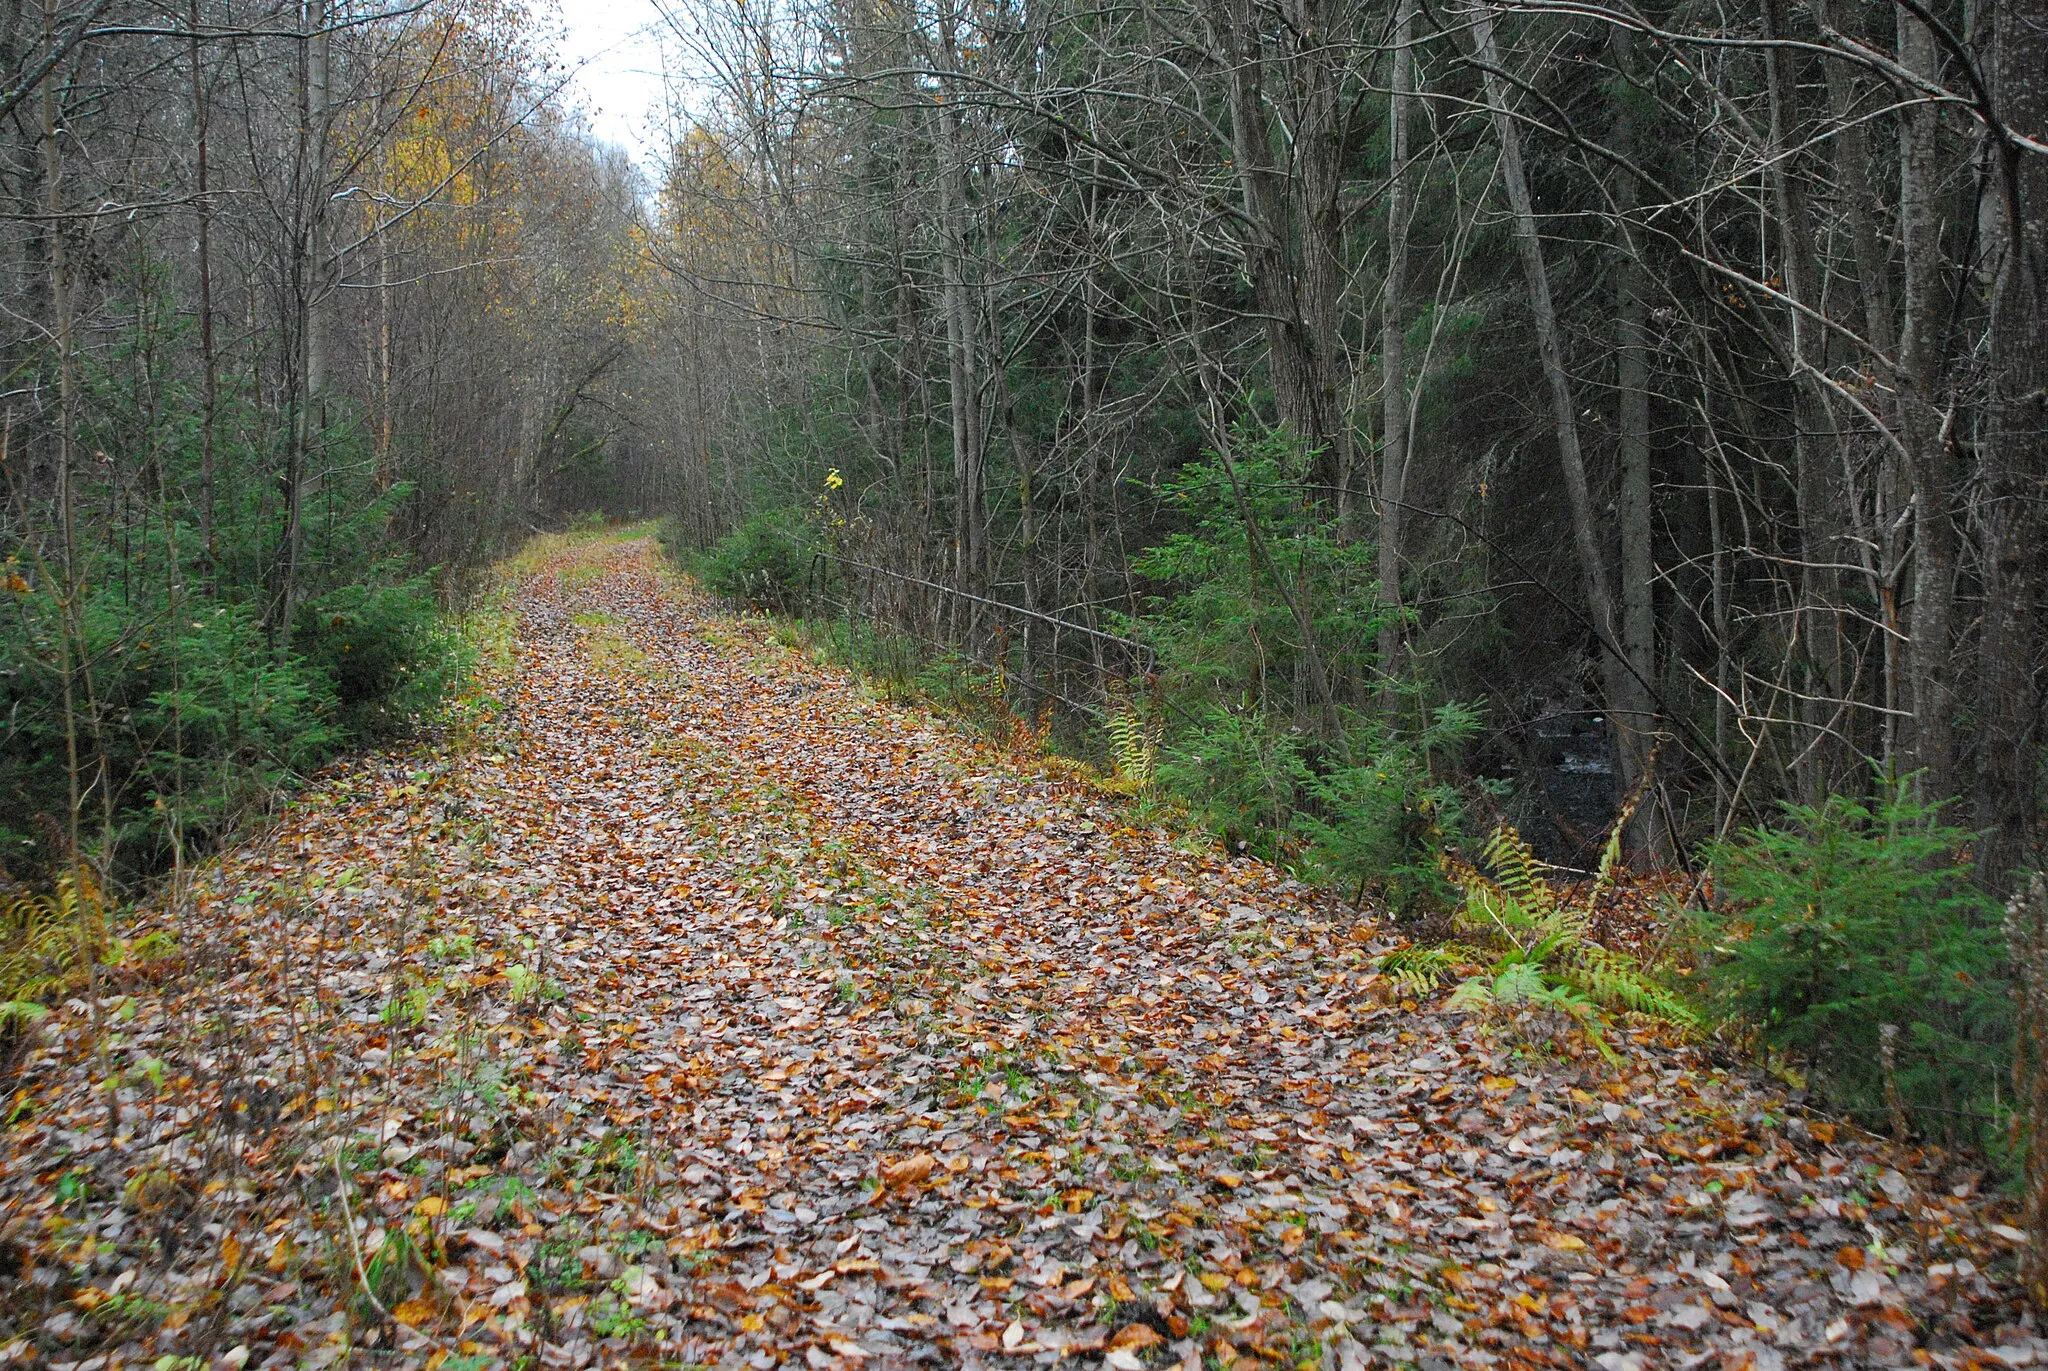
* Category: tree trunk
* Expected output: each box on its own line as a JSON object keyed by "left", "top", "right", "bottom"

{"left": 276, "top": 0, "right": 331, "bottom": 646}
{"left": 1975, "top": 0, "right": 2048, "bottom": 887}
{"left": 1469, "top": 2, "right": 1632, "bottom": 810}
{"left": 1377, "top": 0, "right": 1415, "bottom": 704}
{"left": 1896, "top": 5, "right": 1959, "bottom": 804}
{"left": 1609, "top": 26, "right": 1669, "bottom": 860}
{"left": 935, "top": 0, "right": 986, "bottom": 634}
{"left": 1210, "top": 0, "right": 1349, "bottom": 494}
{"left": 190, "top": 0, "right": 218, "bottom": 575}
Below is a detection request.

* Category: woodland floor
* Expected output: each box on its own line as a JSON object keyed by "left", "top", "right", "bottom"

{"left": 3, "top": 532, "right": 2044, "bottom": 1371}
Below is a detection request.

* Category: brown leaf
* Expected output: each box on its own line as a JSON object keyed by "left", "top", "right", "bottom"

{"left": 882, "top": 1152, "right": 936, "bottom": 1187}
{"left": 1110, "top": 1323, "right": 1164, "bottom": 1351}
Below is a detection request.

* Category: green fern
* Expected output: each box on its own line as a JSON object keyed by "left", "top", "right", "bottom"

{"left": 1, "top": 871, "right": 107, "bottom": 1009}
{"left": 0, "top": 999, "right": 49, "bottom": 1028}
{"left": 1478, "top": 826, "right": 1555, "bottom": 915}
{"left": 1377, "top": 942, "right": 1482, "bottom": 996}
{"left": 1105, "top": 706, "right": 1161, "bottom": 788}
{"left": 1561, "top": 943, "right": 1699, "bottom": 1026}
{"left": 1382, "top": 818, "right": 1695, "bottom": 1057}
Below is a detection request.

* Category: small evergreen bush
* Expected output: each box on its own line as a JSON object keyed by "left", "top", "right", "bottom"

{"left": 295, "top": 580, "right": 464, "bottom": 740}
{"left": 1704, "top": 785, "right": 2010, "bottom": 1148}
{"left": 695, "top": 509, "right": 819, "bottom": 613}
{"left": 1130, "top": 427, "right": 1480, "bottom": 906}
{"left": 1155, "top": 705, "right": 1310, "bottom": 858}
{"left": 1297, "top": 702, "right": 1482, "bottom": 914}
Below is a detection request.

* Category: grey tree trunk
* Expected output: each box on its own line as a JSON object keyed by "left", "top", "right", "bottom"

{"left": 1974, "top": 0, "right": 2048, "bottom": 886}
{"left": 1609, "top": 26, "right": 1668, "bottom": 860}
{"left": 1377, "top": 0, "right": 1415, "bottom": 705}
{"left": 1469, "top": 3, "right": 1633, "bottom": 810}
{"left": 935, "top": 0, "right": 986, "bottom": 633}
{"left": 1896, "top": 6, "right": 1959, "bottom": 804}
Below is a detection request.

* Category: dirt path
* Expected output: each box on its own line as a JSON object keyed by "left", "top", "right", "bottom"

{"left": 1, "top": 534, "right": 2034, "bottom": 1371}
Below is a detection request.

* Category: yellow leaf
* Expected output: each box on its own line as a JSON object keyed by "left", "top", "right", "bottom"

{"left": 1198, "top": 1272, "right": 1232, "bottom": 1291}
{"left": 222, "top": 1232, "right": 243, "bottom": 1275}
{"left": 415, "top": 1196, "right": 447, "bottom": 1218}
{"left": 1482, "top": 1076, "right": 1517, "bottom": 1093}
{"left": 392, "top": 1296, "right": 438, "bottom": 1326}
{"left": 1110, "top": 1324, "right": 1163, "bottom": 1351}
{"left": 740, "top": 1313, "right": 766, "bottom": 1333}
{"left": 1546, "top": 1233, "right": 1586, "bottom": 1252}
{"left": 1214, "top": 1171, "right": 1244, "bottom": 1189}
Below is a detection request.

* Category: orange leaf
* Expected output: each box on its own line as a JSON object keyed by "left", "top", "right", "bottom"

{"left": 883, "top": 1153, "right": 937, "bottom": 1187}
{"left": 1110, "top": 1323, "right": 1164, "bottom": 1351}
{"left": 392, "top": 1296, "right": 438, "bottom": 1326}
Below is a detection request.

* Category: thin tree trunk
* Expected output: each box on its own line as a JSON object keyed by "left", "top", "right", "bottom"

{"left": 1895, "top": 7, "right": 1958, "bottom": 804}
{"left": 1469, "top": 2, "right": 1631, "bottom": 798}
{"left": 190, "top": 0, "right": 219, "bottom": 575}
{"left": 1609, "top": 25, "right": 1668, "bottom": 859}
{"left": 934, "top": 0, "right": 986, "bottom": 636}
{"left": 1761, "top": 0, "right": 1851, "bottom": 805}
{"left": 1975, "top": 0, "right": 2048, "bottom": 886}
{"left": 1210, "top": 0, "right": 1348, "bottom": 494}
{"left": 1376, "top": 0, "right": 1415, "bottom": 705}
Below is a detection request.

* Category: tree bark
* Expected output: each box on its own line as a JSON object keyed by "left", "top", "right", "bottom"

{"left": 1377, "top": 0, "right": 1415, "bottom": 704}
{"left": 935, "top": 0, "right": 987, "bottom": 635}
{"left": 1975, "top": 0, "right": 2048, "bottom": 886}
{"left": 1609, "top": 26, "right": 1668, "bottom": 860}
{"left": 1896, "top": 4, "right": 1959, "bottom": 804}
{"left": 1469, "top": 2, "right": 1632, "bottom": 809}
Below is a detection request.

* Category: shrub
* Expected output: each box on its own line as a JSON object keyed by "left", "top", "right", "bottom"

{"left": 295, "top": 580, "right": 465, "bottom": 740}
{"left": 1155, "top": 705, "right": 1310, "bottom": 858}
{"left": 1703, "top": 785, "right": 2009, "bottom": 1148}
{"left": 1130, "top": 427, "right": 1385, "bottom": 710}
{"left": 694, "top": 509, "right": 819, "bottom": 613}
{"left": 1128, "top": 426, "right": 1480, "bottom": 906}
{"left": 1297, "top": 702, "right": 1482, "bottom": 915}
{"left": 1380, "top": 819, "right": 1696, "bottom": 1059}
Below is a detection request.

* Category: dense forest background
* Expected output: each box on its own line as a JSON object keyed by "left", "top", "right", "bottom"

{"left": 0, "top": 0, "right": 2044, "bottom": 1160}
{"left": 644, "top": 0, "right": 2048, "bottom": 896}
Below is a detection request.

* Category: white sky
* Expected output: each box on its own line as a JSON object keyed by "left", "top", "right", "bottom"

{"left": 554, "top": 0, "right": 673, "bottom": 166}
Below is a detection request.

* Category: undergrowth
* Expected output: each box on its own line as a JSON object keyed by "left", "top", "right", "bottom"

{"left": 1378, "top": 811, "right": 1696, "bottom": 1060}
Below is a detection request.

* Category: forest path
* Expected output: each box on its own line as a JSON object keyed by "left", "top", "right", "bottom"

{"left": 2, "top": 533, "right": 2024, "bottom": 1371}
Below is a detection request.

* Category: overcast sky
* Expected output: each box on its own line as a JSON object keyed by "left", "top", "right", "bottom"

{"left": 555, "top": 0, "right": 672, "bottom": 165}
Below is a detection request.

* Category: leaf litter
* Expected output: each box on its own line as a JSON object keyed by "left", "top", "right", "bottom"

{"left": 1, "top": 534, "right": 2041, "bottom": 1371}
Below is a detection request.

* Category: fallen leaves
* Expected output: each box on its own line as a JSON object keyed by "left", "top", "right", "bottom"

{"left": 0, "top": 535, "right": 2039, "bottom": 1371}
{"left": 877, "top": 1151, "right": 936, "bottom": 1191}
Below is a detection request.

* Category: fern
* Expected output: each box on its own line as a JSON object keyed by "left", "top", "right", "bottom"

{"left": 1376, "top": 942, "right": 1482, "bottom": 996}
{"left": 1478, "top": 826, "right": 1555, "bottom": 916}
{"left": 0, "top": 999, "right": 49, "bottom": 1028}
{"left": 1104, "top": 706, "right": 1161, "bottom": 788}
{"left": 1562, "top": 943, "right": 1700, "bottom": 1026}
{"left": 1391, "top": 820, "right": 1695, "bottom": 1060}
{"left": 1, "top": 871, "right": 108, "bottom": 1009}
